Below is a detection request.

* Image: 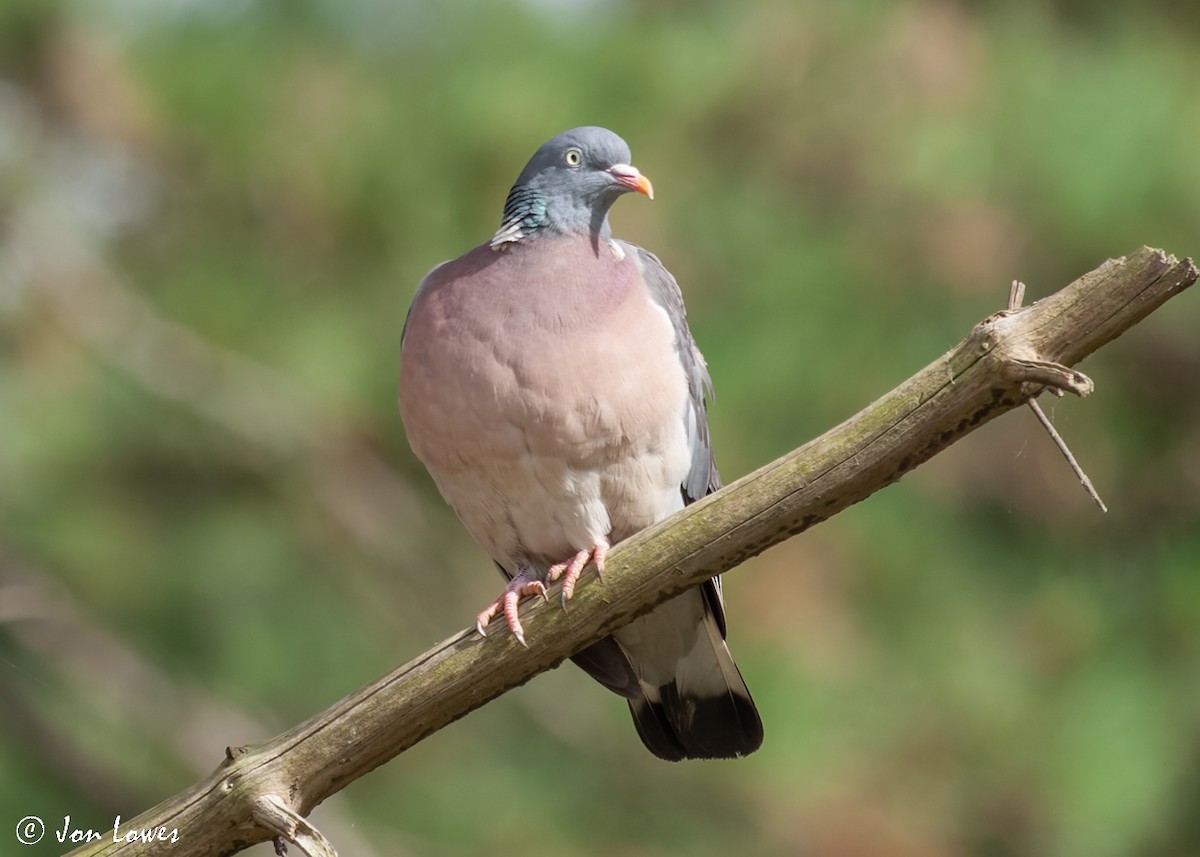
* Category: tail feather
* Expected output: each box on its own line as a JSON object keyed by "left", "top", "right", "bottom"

{"left": 618, "top": 583, "right": 762, "bottom": 761}
{"left": 629, "top": 696, "right": 689, "bottom": 762}
{"left": 571, "top": 607, "right": 762, "bottom": 761}
{"left": 553, "top": 563, "right": 761, "bottom": 761}
{"left": 630, "top": 675, "right": 761, "bottom": 761}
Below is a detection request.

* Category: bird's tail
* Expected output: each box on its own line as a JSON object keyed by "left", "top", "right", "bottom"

{"left": 618, "top": 583, "right": 762, "bottom": 761}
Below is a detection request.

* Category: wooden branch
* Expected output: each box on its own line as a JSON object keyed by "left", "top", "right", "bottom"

{"left": 68, "top": 247, "right": 1196, "bottom": 857}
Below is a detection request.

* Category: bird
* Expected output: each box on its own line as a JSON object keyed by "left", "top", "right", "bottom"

{"left": 398, "top": 126, "right": 762, "bottom": 760}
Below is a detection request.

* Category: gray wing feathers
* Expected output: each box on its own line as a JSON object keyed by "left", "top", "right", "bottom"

{"left": 625, "top": 243, "right": 721, "bottom": 504}
{"left": 625, "top": 245, "right": 734, "bottom": 638}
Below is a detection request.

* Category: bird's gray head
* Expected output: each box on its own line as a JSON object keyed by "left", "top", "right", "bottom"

{"left": 490, "top": 126, "right": 654, "bottom": 249}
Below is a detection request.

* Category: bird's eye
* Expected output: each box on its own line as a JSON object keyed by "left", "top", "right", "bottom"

{"left": 564, "top": 148, "right": 583, "bottom": 167}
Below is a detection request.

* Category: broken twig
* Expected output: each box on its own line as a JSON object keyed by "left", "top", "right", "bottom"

{"left": 1008, "top": 280, "right": 1108, "bottom": 511}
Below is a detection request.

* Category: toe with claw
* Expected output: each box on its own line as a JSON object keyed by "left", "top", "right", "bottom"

{"left": 549, "top": 542, "right": 609, "bottom": 607}
{"left": 474, "top": 571, "right": 547, "bottom": 647}
{"left": 473, "top": 542, "right": 611, "bottom": 644}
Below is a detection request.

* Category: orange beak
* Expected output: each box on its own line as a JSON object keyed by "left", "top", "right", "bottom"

{"left": 609, "top": 163, "right": 655, "bottom": 200}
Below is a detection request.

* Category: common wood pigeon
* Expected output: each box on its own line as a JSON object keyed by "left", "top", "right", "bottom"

{"left": 399, "top": 127, "right": 762, "bottom": 760}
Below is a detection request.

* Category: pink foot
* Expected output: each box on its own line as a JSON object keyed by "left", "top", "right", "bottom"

{"left": 475, "top": 570, "right": 548, "bottom": 647}
{"left": 548, "top": 542, "right": 609, "bottom": 606}
{"left": 475, "top": 542, "right": 609, "bottom": 644}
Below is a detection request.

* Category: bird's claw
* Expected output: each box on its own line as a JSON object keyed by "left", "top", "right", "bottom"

{"left": 592, "top": 542, "right": 608, "bottom": 581}
{"left": 549, "top": 542, "right": 609, "bottom": 608}
{"left": 475, "top": 574, "right": 547, "bottom": 644}
{"left": 474, "top": 542, "right": 609, "bottom": 642}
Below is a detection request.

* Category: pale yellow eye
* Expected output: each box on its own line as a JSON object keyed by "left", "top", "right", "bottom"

{"left": 564, "top": 148, "right": 582, "bottom": 167}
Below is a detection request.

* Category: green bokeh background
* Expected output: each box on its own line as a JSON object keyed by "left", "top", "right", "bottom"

{"left": 2, "top": 1, "right": 1198, "bottom": 855}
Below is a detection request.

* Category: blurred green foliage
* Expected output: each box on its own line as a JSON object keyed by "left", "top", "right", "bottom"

{"left": 2, "top": 1, "right": 1199, "bottom": 855}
